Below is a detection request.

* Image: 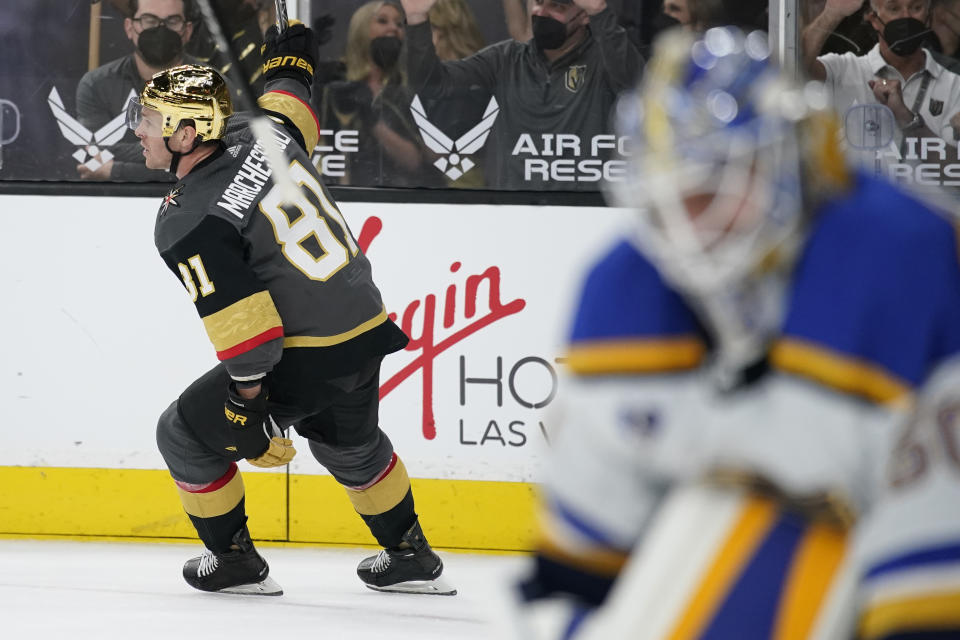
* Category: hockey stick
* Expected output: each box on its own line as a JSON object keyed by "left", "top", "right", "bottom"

{"left": 192, "top": 0, "right": 301, "bottom": 203}
{"left": 274, "top": 0, "right": 289, "bottom": 32}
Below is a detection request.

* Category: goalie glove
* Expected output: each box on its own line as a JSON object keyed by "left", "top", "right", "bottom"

{"left": 224, "top": 383, "right": 297, "bottom": 467}
{"left": 261, "top": 22, "right": 318, "bottom": 91}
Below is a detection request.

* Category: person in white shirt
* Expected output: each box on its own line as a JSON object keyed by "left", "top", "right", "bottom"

{"left": 803, "top": 0, "right": 960, "bottom": 191}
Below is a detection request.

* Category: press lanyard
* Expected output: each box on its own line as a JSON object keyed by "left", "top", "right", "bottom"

{"left": 898, "top": 70, "right": 932, "bottom": 155}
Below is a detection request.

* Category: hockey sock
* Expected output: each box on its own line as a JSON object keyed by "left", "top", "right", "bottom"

{"left": 342, "top": 453, "right": 418, "bottom": 548}
{"left": 175, "top": 462, "right": 249, "bottom": 553}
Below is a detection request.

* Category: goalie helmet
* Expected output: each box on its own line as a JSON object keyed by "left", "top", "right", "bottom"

{"left": 126, "top": 64, "right": 232, "bottom": 140}
{"left": 607, "top": 27, "right": 849, "bottom": 381}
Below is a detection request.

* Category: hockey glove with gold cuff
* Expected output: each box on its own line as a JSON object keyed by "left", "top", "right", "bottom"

{"left": 261, "top": 23, "right": 318, "bottom": 91}
{"left": 224, "top": 383, "right": 296, "bottom": 468}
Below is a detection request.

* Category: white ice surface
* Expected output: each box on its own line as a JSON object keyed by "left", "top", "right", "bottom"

{"left": 0, "top": 539, "right": 528, "bottom": 639}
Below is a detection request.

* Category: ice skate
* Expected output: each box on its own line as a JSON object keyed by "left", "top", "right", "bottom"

{"left": 357, "top": 519, "right": 457, "bottom": 595}
{"left": 182, "top": 526, "right": 282, "bottom": 596}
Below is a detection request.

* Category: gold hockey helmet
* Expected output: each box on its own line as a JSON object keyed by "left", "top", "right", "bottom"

{"left": 132, "top": 65, "right": 232, "bottom": 140}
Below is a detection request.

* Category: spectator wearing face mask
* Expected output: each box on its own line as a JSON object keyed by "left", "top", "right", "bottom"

{"left": 76, "top": 0, "right": 201, "bottom": 181}
{"left": 803, "top": 0, "right": 960, "bottom": 190}
{"left": 320, "top": 0, "right": 441, "bottom": 187}
{"left": 400, "top": 0, "right": 643, "bottom": 191}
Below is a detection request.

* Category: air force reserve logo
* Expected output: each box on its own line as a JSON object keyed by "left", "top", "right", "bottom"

{"left": 409, "top": 95, "right": 499, "bottom": 181}
{"left": 48, "top": 87, "right": 135, "bottom": 171}
{"left": 565, "top": 65, "right": 587, "bottom": 93}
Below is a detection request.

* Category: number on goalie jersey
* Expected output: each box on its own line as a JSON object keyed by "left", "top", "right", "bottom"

{"left": 513, "top": 27, "right": 960, "bottom": 640}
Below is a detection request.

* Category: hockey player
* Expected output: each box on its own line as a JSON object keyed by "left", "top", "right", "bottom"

{"left": 125, "top": 23, "right": 455, "bottom": 596}
{"left": 514, "top": 26, "right": 960, "bottom": 639}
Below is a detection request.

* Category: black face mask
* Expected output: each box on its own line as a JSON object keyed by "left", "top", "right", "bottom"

{"left": 880, "top": 17, "right": 931, "bottom": 56}
{"left": 137, "top": 26, "right": 183, "bottom": 67}
{"left": 370, "top": 36, "right": 402, "bottom": 70}
{"left": 532, "top": 15, "right": 570, "bottom": 50}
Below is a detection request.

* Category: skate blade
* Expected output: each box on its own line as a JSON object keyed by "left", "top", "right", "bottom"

{"left": 217, "top": 576, "right": 283, "bottom": 596}
{"left": 365, "top": 576, "right": 457, "bottom": 596}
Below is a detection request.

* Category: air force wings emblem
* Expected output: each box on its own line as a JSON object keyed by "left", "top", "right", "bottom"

{"left": 48, "top": 87, "right": 135, "bottom": 171}
{"left": 409, "top": 95, "right": 499, "bottom": 181}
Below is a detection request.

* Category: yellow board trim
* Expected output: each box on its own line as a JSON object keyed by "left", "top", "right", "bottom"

{"left": 283, "top": 307, "right": 388, "bottom": 348}
{"left": 859, "top": 591, "right": 960, "bottom": 640}
{"left": 0, "top": 466, "right": 536, "bottom": 551}
{"left": 202, "top": 290, "right": 282, "bottom": 353}
{"left": 565, "top": 337, "right": 705, "bottom": 375}
{"left": 770, "top": 338, "right": 912, "bottom": 406}
{"left": 344, "top": 457, "right": 411, "bottom": 516}
{"left": 257, "top": 91, "right": 320, "bottom": 153}
{"left": 772, "top": 522, "right": 848, "bottom": 640}
{"left": 668, "top": 497, "right": 778, "bottom": 640}
{"left": 177, "top": 470, "right": 245, "bottom": 519}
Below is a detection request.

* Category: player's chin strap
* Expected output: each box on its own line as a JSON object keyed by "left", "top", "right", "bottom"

{"left": 164, "top": 137, "right": 201, "bottom": 175}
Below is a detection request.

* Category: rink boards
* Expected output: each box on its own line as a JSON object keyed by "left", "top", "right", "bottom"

{"left": 0, "top": 195, "right": 629, "bottom": 551}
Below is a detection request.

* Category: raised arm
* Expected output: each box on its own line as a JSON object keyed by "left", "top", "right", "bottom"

{"left": 401, "top": 0, "right": 499, "bottom": 99}
{"left": 576, "top": 0, "right": 644, "bottom": 92}
{"left": 256, "top": 23, "right": 321, "bottom": 153}
{"left": 802, "top": 0, "right": 865, "bottom": 81}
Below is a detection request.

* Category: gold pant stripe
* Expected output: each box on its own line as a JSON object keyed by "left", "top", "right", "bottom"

{"left": 345, "top": 457, "right": 410, "bottom": 516}
{"left": 668, "top": 497, "right": 778, "bottom": 640}
{"left": 772, "top": 522, "right": 849, "bottom": 640}
{"left": 859, "top": 591, "right": 960, "bottom": 640}
{"left": 177, "top": 471, "right": 245, "bottom": 518}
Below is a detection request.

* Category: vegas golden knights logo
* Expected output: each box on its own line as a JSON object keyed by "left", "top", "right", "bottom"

{"left": 930, "top": 99, "right": 944, "bottom": 116}
{"left": 565, "top": 65, "right": 587, "bottom": 93}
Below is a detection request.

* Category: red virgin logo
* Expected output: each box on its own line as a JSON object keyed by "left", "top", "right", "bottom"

{"left": 356, "top": 216, "right": 527, "bottom": 440}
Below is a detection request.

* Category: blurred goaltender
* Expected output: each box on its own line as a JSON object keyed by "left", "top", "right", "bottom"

{"left": 399, "top": 0, "right": 643, "bottom": 190}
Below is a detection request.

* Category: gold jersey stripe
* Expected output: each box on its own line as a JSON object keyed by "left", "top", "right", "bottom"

{"left": 859, "top": 591, "right": 960, "bottom": 640}
{"left": 344, "top": 457, "right": 411, "bottom": 516}
{"left": 667, "top": 497, "right": 778, "bottom": 640}
{"left": 565, "top": 337, "right": 705, "bottom": 375}
{"left": 257, "top": 90, "right": 319, "bottom": 152}
{"left": 536, "top": 532, "right": 629, "bottom": 577}
{"left": 283, "top": 307, "right": 388, "bottom": 348}
{"left": 177, "top": 471, "right": 244, "bottom": 518}
{"left": 201, "top": 290, "right": 282, "bottom": 354}
{"left": 770, "top": 338, "right": 912, "bottom": 407}
{"left": 771, "top": 521, "right": 849, "bottom": 640}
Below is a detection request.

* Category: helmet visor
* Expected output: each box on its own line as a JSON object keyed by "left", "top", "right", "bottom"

{"left": 125, "top": 97, "right": 163, "bottom": 136}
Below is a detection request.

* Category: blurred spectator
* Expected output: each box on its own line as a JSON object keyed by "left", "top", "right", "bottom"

{"left": 184, "top": 0, "right": 274, "bottom": 100}
{"left": 422, "top": 0, "right": 491, "bottom": 187}
{"left": 401, "top": 0, "right": 643, "bottom": 191}
{"left": 76, "top": 0, "right": 197, "bottom": 181}
{"left": 319, "top": 1, "right": 439, "bottom": 187}
{"left": 803, "top": 0, "right": 960, "bottom": 189}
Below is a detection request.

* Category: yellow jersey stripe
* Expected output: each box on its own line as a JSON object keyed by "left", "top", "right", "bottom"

{"left": 202, "top": 290, "right": 282, "bottom": 355}
{"left": 772, "top": 522, "right": 849, "bottom": 640}
{"left": 667, "top": 497, "right": 779, "bottom": 640}
{"left": 859, "top": 591, "right": 960, "bottom": 640}
{"left": 283, "top": 307, "right": 388, "bottom": 348}
{"left": 257, "top": 90, "right": 320, "bottom": 152}
{"left": 566, "top": 337, "right": 706, "bottom": 375}
{"left": 770, "top": 338, "right": 912, "bottom": 406}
